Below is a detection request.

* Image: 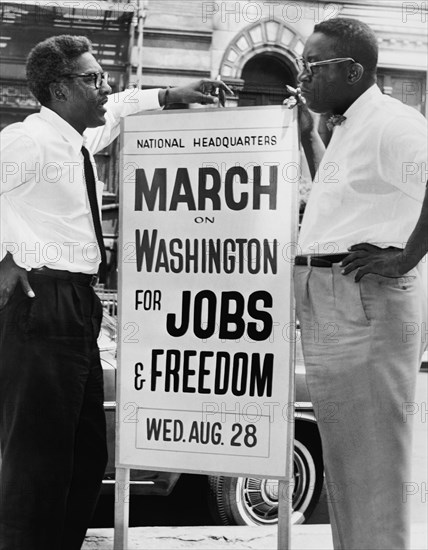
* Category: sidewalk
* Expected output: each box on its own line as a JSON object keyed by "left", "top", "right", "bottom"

{"left": 83, "top": 523, "right": 428, "bottom": 549}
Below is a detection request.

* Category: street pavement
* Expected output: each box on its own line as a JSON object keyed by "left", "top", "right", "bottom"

{"left": 83, "top": 524, "right": 428, "bottom": 549}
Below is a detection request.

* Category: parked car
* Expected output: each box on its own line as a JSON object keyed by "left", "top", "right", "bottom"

{"left": 98, "top": 308, "right": 324, "bottom": 525}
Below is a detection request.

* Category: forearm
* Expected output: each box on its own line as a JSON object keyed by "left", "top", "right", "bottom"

{"left": 400, "top": 183, "right": 428, "bottom": 271}
{"left": 301, "top": 130, "right": 325, "bottom": 180}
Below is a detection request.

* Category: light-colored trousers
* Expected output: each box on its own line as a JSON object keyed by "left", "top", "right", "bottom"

{"left": 294, "top": 264, "right": 427, "bottom": 550}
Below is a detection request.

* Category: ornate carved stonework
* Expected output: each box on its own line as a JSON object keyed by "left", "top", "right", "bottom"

{"left": 219, "top": 18, "right": 305, "bottom": 80}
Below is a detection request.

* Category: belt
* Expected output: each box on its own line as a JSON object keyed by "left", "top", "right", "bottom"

{"left": 30, "top": 267, "right": 98, "bottom": 287}
{"left": 295, "top": 254, "right": 349, "bottom": 267}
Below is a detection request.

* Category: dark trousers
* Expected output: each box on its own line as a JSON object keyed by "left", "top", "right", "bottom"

{"left": 0, "top": 274, "right": 108, "bottom": 550}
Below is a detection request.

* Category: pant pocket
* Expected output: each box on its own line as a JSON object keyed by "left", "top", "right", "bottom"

{"left": 26, "top": 280, "right": 86, "bottom": 340}
{"left": 331, "top": 265, "right": 371, "bottom": 326}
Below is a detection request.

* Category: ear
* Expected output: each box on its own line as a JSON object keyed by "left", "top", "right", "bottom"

{"left": 49, "top": 82, "right": 68, "bottom": 102}
{"left": 347, "top": 63, "right": 364, "bottom": 85}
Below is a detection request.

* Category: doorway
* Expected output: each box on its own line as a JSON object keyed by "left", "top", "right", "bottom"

{"left": 238, "top": 53, "right": 297, "bottom": 107}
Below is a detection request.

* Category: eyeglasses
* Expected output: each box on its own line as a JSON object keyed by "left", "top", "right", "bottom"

{"left": 296, "top": 57, "right": 356, "bottom": 76}
{"left": 60, "top": 72, "right": 110, "bottom": 89}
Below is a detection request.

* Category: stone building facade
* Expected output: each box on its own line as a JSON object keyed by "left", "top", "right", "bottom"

{"left": 139, "top": 0, "right": 427, "bottom": 114}
{"left": 2, "top": 0, "right": 426, "bottom": 188}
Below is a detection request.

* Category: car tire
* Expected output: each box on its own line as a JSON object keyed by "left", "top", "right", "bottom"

{"left": 207, "top": 423, "right": 323, "bottom": 525}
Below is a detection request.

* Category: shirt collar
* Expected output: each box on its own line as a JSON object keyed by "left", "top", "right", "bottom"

{"left": 39, "top": 106, "right": 84, "bottom": 153}
{"left": 342, "top": 84, "right": 381, "bottom": 122}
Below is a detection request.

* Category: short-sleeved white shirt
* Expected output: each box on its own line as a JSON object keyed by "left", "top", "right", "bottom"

{"left": 298, "top": 85, "right": 427, "bottom": 256}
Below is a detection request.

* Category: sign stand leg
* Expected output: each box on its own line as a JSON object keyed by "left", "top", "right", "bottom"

{"left": 278, "top": 478, "right": 292, "bottom": 549}
{"left": 278, "top": 323, "right": 296, "bottom": 550}
{"left": 114, "top": 467, "right": 130, "bottom": 550}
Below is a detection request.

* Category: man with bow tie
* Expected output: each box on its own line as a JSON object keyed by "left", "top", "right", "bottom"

{"left": 0, "top": 34, "right": 231, "bottom": 550}
{"left": 291, "top": 17, "right": 427, "bottom": 550}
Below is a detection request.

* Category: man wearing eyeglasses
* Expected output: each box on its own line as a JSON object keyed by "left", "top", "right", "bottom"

{"left": 291, "top": 18, "right": 427, "bottom": 550}
{"left": 0, "top": 34, "right": 231, "bottom": 550}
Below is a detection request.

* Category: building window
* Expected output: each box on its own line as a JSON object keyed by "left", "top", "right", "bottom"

{"left": 377, "top": 69, "right": 426, "bottom": 114}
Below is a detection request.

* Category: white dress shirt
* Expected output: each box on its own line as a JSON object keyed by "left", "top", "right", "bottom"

{"left": 299, "top": 85, "right": 427, "bottom": 256}
{"left": 0, "top": 88, "right": 161, "bottom": 273}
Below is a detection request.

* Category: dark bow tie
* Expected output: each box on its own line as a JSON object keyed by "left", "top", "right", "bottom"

{"left": 326, "top": 114, "right": 347, "bottom": 131}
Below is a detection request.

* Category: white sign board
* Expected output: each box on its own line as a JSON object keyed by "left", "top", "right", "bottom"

{"left": 117, "top": 106, "right": 298, "bottom": 478}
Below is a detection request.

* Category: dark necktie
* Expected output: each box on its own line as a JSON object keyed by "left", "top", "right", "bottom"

{"left": 81, "top": 145, "right": 107, "bottom": 283}
{"left": 326, "top": 114, "right": 347, "bottom": 131}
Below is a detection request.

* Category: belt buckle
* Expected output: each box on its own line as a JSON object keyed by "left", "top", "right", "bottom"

{"left": 90, "top": 275, "right": 99, "bottom": 287}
